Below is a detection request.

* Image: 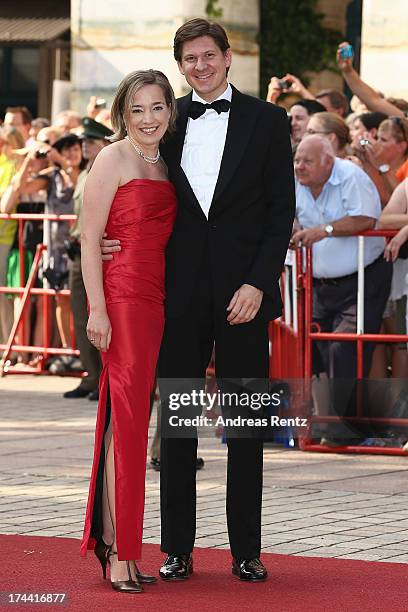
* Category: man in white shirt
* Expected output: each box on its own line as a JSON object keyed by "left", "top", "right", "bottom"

{"left": 292, "top": 135, "right": 392, "bottom": 445}
{"left": 158, "top": 19, "right": 294, "bottom": 582}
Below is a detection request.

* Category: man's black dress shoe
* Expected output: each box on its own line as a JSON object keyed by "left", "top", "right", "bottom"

{"left": 232, "top": 558, "right": 267, "bottom": 581}
{"left": 159, "top": 554, "right": 193, "bottom": 580}
{"left": 63, "top": 386, "right": 92, "bottom": 399}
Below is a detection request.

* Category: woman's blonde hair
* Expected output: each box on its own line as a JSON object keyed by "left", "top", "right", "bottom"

{"left": 378, "top": 117, "right": 408, "bottom": 158}
{"left": 110, "top": 69, "right": 177, "bottom": 142}
{"left": 312, "top": 112, "right": 351, "bottom": 150}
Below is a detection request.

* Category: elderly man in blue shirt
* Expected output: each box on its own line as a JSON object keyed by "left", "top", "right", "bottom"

{"left": 292, "top": 135, "right": 392, "bottom": 445}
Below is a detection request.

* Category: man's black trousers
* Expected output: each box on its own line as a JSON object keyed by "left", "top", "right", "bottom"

{"left": 158, "top": 264, "right": 269, "bottom": 560}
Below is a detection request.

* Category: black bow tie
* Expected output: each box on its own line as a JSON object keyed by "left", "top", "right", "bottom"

{"left": 188, "top": 99, "right": 231, "bottom": 120}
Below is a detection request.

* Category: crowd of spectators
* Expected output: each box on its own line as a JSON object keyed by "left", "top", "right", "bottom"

{"left": 268, "top": 41, "right": 408, "bottom": 448}
{"left": 0, "top": 40, "right": 407, "bottom": 447}
{"left": 0, "top": 100, "right": 112, "bottom": 385}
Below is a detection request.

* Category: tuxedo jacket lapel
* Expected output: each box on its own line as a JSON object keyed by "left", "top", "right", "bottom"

{"left": 172, "top": 93, "right": 190, "bottom": 166}
{"left": 209, "top": 86, "right": 257, "bottom": 218}
{"left": 163, "top": 86, "right": 257, "bottom": 221}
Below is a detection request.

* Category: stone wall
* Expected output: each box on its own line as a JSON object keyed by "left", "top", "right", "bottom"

{"left": 360, "top": 0, "right": 408, "bottom": 100}
{"left": 306, "top": 0, "right": 349, "bottom": 94}
{"left": 70, "top": 0, "right": 259, "bottom": 113}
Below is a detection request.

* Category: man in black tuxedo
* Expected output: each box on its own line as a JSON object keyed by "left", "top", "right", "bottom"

{"left": 157, "top": 19, "right": 295, "bottom": 582}
{"left": 102, "top": 18, "right": 294, "bottom": 581}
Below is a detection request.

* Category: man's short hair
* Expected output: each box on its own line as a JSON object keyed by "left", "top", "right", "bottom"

{"left": 5, "top": 105, "right": 32, "bottom": 124}
{"left": 290, "top": 99, "right": 326, "bottom": 116}
{"left": 173, "top": 18, "right": 230, "bottom": 62}
{"left": 32, "top": 117, "right": 50, "bottom": 130}
{"left": 298, "top": 134, "right": 336, "bottom": 164}
{"left": 358, "top": 112, "right": 388, "bottom": 132}
{"left": 386, "top": 98, "right": 408, "bottom": 114}
{"left": 315, "top": 89, "right": 349, "bottom": 116}
{"left": 55, "top": 110, "right": 81, "bottom": 124}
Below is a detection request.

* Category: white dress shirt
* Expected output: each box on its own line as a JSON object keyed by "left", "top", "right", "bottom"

{"left": 295, "top": 158, "right": 385, "bottom": 278}
{"left": 181, "top": 84, "right": 232, "bottom": 219}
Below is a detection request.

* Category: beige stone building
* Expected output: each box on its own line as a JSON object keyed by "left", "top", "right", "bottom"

{"left": 309, "top": 0, "right": 408, "bottom": 101}
{"left": 0, "top": 1, "right": 406, "bottom": 118}
{"left": 360, "top": 0, "right": 408, "bottom": 101}
{"left": 70, "top": 0, "right": 259, "bottom": 112}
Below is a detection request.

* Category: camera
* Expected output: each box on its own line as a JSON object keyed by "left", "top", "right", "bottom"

{"left": 359, "top": 138, "right": 370, "bottom": 147}
{"left": 95, "top": 98, "right": 106, "bottom": 109}
{"left": 35, "top": 149, "right": 48, "bottom": 159}
{"left": 64, "top": 238, "right": 81, "bottom": 261}
{"left": 278, "top": 79, "right": 291, "bottom": 90}
{"left": 340, "top": 44, "right": 354, "bottom": 60}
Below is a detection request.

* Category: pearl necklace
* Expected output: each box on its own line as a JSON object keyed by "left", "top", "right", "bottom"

{"left": 125, "top": 135, "right": 160, "bottom": 164}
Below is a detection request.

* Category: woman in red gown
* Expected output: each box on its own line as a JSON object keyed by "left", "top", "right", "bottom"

{"left": 80, "top": 70, "right": 177, "bottom": 593}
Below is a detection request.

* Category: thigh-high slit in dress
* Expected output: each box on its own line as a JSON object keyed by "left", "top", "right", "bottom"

{"left": 80, "top": 178, "right": 177, "bottom": 561}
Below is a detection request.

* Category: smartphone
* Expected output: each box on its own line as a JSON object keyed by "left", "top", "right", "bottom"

{"left": 340, "top": 44, "right": 354, "bottom": 60}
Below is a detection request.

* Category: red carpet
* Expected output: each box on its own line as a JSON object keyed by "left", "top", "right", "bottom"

{"left": 2, "top": 535, "right": 407, "bottom": 611}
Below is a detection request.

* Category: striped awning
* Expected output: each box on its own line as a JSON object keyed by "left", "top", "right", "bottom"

{"left": 0, "top": 18, "right": 70, "bottom": 42}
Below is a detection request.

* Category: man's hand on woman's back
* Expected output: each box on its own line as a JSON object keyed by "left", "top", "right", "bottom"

{"left": 100, "top": 233, "right": 121, "bottom": 261}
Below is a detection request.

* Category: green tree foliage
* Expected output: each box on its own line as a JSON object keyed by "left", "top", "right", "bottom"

{"left": 260, "top": 0, "right": 341, "bottom": 98}
{"left": 205, "top": 0, "right": 223, "bottom": 19}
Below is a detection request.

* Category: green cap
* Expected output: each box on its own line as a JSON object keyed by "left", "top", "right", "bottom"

{"left": 81, "top": 117, "right": 113, "bottom": 140}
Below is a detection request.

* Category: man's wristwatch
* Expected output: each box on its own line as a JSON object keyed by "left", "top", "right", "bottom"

{"left": 324, "top": 224, "right": 334, "bottom": 236}
{"left": 378, "top": 164, "right": 391, "bottom": 174}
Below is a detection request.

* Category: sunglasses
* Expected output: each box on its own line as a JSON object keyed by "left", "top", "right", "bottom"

{"left": 390, "top": 116, "right": 408, "bottom": 142}
{"left": 305, "top": 128, "right": 331, "bottom": 136}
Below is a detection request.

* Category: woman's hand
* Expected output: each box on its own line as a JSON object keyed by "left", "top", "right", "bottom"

{"left": 266, "top": 77, "right": 283, "bottom": 103}
{"left": 87, "top": 309, "right": 112, "bottom": 352}
{"left": 282, "top": 73, "right": 312, "bottom": 98}
{"left": 384, "top": 226, "right": 408, "bottom": 262}
{"left": 267, "top": 73, "right": 313, "bottom": 102}
{"left": 355, "top": 133, "right": 386, "bottom": 168}
{"left": 86, "top": 95, "right": 99, "bottom": 119}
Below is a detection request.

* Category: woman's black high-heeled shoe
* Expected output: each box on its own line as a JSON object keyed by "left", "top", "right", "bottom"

{"left": 94, "top": 539, "right": 146, "bottom": 591}
{"left": 94, "top": 539, "right": 111, "bottom": 579}
{"left": 107, "top": 550, "right": 143, "bottom": 593}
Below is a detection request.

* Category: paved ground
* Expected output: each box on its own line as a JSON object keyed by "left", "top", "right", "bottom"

{"left": 1, "top": 375, "right": 408, "bottom": 563}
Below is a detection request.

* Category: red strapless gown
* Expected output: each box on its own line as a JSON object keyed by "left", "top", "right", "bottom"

{"left": 80, "top": 178, "right": 177, "bottom": 561}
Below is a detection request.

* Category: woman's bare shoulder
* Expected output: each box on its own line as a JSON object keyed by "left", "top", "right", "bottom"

{"left": 387, "top": 179, "right": 408, "bottom": 211}
{"left": 90, "top": 141, "right": 126, "bottom": 178}
{"left": 94, "top": 140, "right": 124, "bottom": 163}
{"left": 94, "top": 140, "right": 134, "bottom": 169}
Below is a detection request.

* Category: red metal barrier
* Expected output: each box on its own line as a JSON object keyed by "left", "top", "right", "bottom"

{"left": 270, "top": 230, "right": 408, "bottom": 456}
{"left": 269, "top": 248, "right": 309, "bottom": 424}
{"left": 2, "top": 214, "right": 407, "bottom": 457}
{"left": 270, "top": 248, "right": 304, "bottom": 380}
{"left": 0, "top": 213, "right": 80, "bottom": 376}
